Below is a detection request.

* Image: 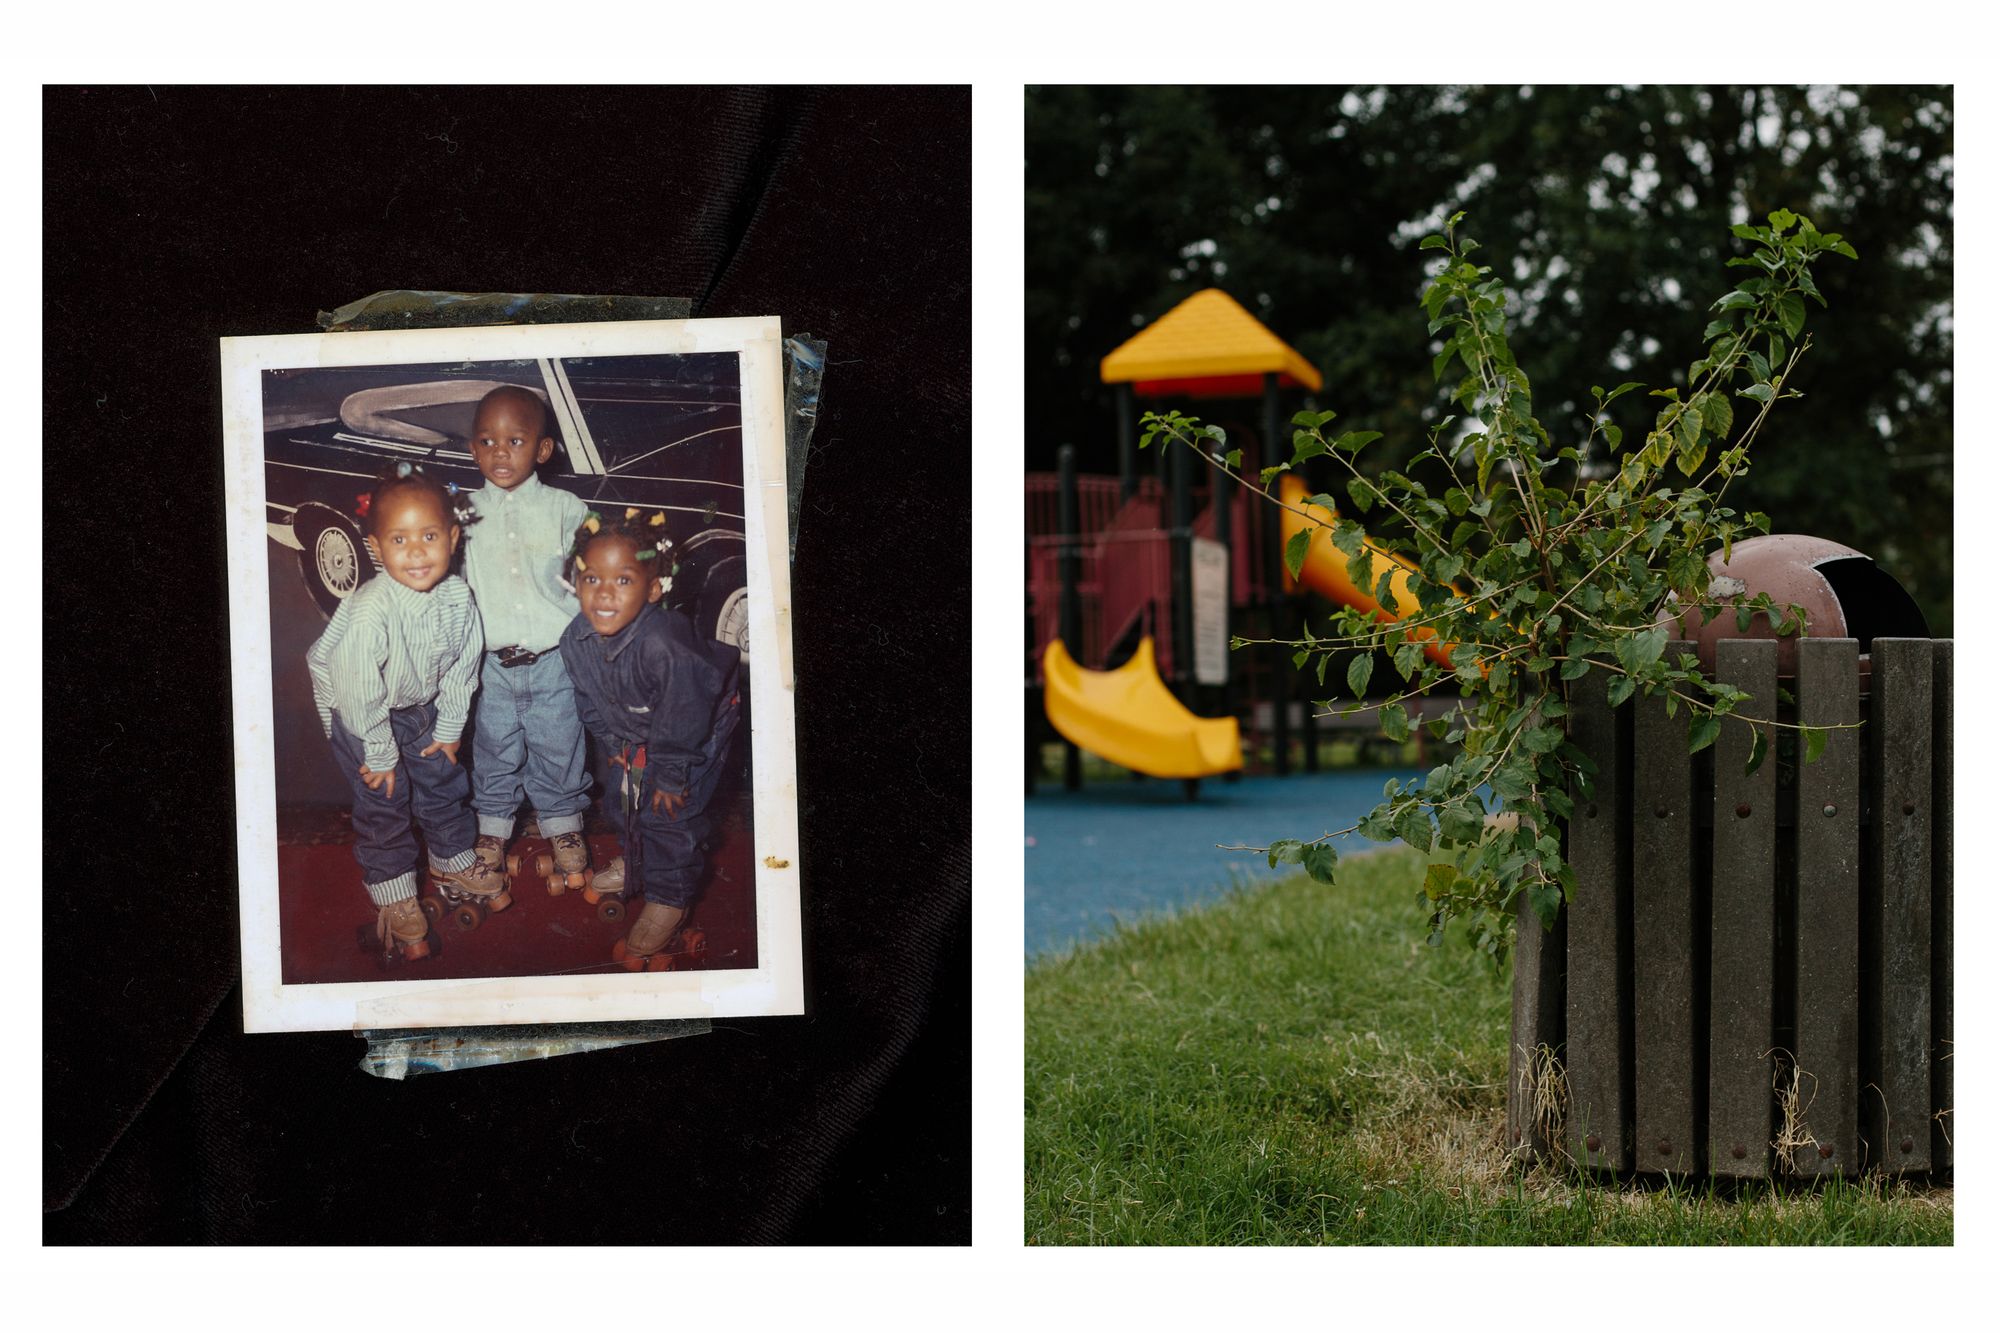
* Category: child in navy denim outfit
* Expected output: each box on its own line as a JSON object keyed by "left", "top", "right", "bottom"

{"left": 307, "top": 465, "right": 512, "bottom": 960}
{"left": 559, "top": 510, "right": 742, "bottom": 969}
{"left": 460, "top": 385, "right": 595, "bottom": 894}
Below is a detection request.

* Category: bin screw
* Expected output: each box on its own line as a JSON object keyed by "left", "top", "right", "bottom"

{"left": 1817, "top": 1144, "right": 1835, "bottom": 1159}
{"left": 1822, "top": 803, "right": 1837, "bottom": 817}
{"left": 1735, "top": 803, "right": 1751, "bottom": 819}
{"left": 1585, "top": 1134, "right": 1602, "bottom": 1152}
{"left": 1731, "top": 1144, "right": 1747, "bottom": 1159}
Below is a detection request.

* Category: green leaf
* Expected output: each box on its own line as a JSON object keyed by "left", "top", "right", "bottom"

{"left": 1266, "top": 839, "right": 1305, "bottom": 869}
{"left": 1394, "top": 804, "right": 1434, "bottom": 854}
{"left": 1329, "top": 520, "right": 1366, "bottom": 560}
{"left": 1393, "top": 640, "right": 1423, "bottom": 682}
{"left": 1380, "top": 700, "right": 1411, "bottom": 741}
{"left": 1618, "top": 626, "right": 1669, "bottom": 674}
{"left": 1561, "top": 656, "right": 1592, "bottom": 681}
{"left": 1438, "top": 799, "right": 1485, "bottom": 846}
{"left": 1334, "top": 430, "right": 1384, "bottom": 454}
{"left": 1712, "top": 291, "right": 1758, "bottom": 312}
{"left": 1346, "top": 477, "right": 1375, "bottom": 513}
{"left": 1224, "top": 449, "right": 1242, "bottom": 469}
{"left": 1607, "top": 674, "right": 1636, "bottom": 707}
{"left": 1419, "top": 234, "right": 1449, "bottom": 252}
{"left": 1301, "top": 843, "right": 1339, "bottom": 884}
{"left": 1699, "top": 391, "right": 1734, "bottom": 438}
{"left": 1261, "top": 463, "right": 1290, "bottom": 485}
{"left": 1529, "top": 881, "right": 1562, "bottom": 929}
{"left": 1523, "top": 724, "right": 1565, "bottom": 754}
{"left": 1688, "top": 713, "right": 1722, "bottom": 755}
{"left": 1802, "top": 726, "right": 1829, "bottom": 765}
{"left": 1284, "top": 528, "right": 1312, "bottom": 579}
{"left": 1778, "top": 291, "right": 1807, "bottom": 339}
{"left": 1291, "top": 431, "right": 1328, "bottom": 464}
{"left": 1745, "top": 725, "right": 1769, "bottom": 777}
{"left": 1347, "top": 653, "right": 1374, "bottom": 700}
{"left": 1423, "top": 862, "right": 1456, "bottom": 901}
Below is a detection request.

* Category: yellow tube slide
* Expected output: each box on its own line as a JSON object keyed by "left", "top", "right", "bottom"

{"left": 1042, "top": 637, "right": 1243, "bottom": 779}
{"left": 1278, "top": 474, "right": 1457, "bottom": 670}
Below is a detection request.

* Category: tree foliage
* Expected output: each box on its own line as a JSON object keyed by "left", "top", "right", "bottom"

{"left": 1143, "top": 211, "right": 1853, "bottom": 959}
{"left": 1026, "top": 85, "right": 1953, "bottom": 630}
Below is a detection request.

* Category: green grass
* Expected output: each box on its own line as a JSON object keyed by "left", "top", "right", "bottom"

{"left": 1025, "top": 849, "right": 1953, "bottom": 1245}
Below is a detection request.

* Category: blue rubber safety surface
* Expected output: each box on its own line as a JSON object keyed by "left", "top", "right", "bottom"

{"left": 1025, "top": 769, "right": 1427, "bottom": 960}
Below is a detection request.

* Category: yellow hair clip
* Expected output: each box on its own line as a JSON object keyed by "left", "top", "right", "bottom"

{"left": 624, "top": 507, "right": 640, "bottom": 520}
{"left": 583, "top": 516, "right": 600, "bottom": 534}
{"left": 575, "top": 555, "right": 587, "bottom": 569}
{"left": 648, "top": 512, "right": 665, "bottom": 527}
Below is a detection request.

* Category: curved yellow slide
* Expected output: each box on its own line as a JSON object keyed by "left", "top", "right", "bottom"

{"left": 1277, "top": 474, "right": 1457, "bottom": 670}
{"left": 1042, "top": 637, "right": 1243, "bottom": 779}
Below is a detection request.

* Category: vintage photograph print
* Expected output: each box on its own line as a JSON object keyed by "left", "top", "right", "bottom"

{"left": 222, "top": 319, "right": 801, "bottom": 1032}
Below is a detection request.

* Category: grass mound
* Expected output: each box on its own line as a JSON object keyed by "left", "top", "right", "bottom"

{"left": 1025, "top": 849, "right": 1952, "bottom": 1245}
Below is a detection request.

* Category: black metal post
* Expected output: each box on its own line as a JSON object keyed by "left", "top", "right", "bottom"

{"left": 1058, "top": 443, "right": 1082, "bottom": 791}
{"left": 1212, "top": 428, "right": 1233, "bottom": 731}
{"left": 1116, "top": 382, "right": 1136, "bottom": 502}
{"left": 1264, "top": 371, "right": 1289, "bottom": 776}
{"left": 1170, "top": 423, "right": 1192, "bottom": 696}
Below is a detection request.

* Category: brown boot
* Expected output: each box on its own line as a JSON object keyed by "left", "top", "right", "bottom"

{"left": 375, "top": 896, "right": 432, "bottom": 961}
{"left": 613, "top": 901, "right": 685, "bottom": 970}
{"left": 471, "top": 833, "right": 510, "bottom": 879}
{"left": 545, "top": 829, "right": 593, "bottom": 896}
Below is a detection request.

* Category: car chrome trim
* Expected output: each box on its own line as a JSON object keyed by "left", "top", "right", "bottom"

{"left": 605, "top": 424, "right": 740, "bottom": 475}
{"left": 541, "top": 357, "right": 606, "bottom": 477}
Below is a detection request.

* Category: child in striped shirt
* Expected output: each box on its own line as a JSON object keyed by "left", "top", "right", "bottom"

{"left": 307, "top": 464, "right": 512, "bottom": 961}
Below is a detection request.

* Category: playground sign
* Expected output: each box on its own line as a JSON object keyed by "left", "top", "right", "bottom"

{"left": 1191, "top": 536, "right": 1228, "bottom": 686}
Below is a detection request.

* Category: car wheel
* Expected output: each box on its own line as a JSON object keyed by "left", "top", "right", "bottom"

{"left": 295, "top": 503, "right": 371, "bottom": 618}
{"left": 690, "top": 552, "right": 748, "bottom": 661}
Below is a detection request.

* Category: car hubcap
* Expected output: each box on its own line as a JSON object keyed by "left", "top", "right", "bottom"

{"left": 716, "top": 589, "right": 749, "bottom": 660}
{"left": 316, "top": 527, "right": 359, "bottom": 596}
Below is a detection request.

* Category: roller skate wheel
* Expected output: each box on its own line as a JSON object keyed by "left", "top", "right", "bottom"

{"left": 489, "top": 889, "right": 513, "bottom": 913}
{"left": 682, "top": 928, "right": 707, "bottom": 955}
{"left": 400, "top": 937, "right": 433, "bottom": 962}
{"left": 597, "top": 897, "right": 626, "bottom": 924}
{"left": 611, "top": 938, "right": 645, "bottom": 972}
{"left": 505, "top": 852, "right": 523, "bottom": 877}
{"left": 644, "top": 952, "right": 673, "bottom": 972}
{"left": 535, "top": 852, "right": 553, "bottom": 878}
{"left": 450, "top": 902, "right": 485, "bottom": 933}
{"left": 546, "top": 873, "right": 567, "bottom": 897}
{"left": 419, "top": 897, "right": 445, "bottom": 925}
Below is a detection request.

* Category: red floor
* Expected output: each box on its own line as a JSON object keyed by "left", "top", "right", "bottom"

{"left": 277, "top": 798, "right": 759, "bottom": 985}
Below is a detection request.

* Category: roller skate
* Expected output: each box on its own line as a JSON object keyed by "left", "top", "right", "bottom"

{"left": 572, "top": 854, "right": 630, "bottom": 922}
{"left": 374, "top": 896, "right": 434, "bottom": 962}
{"left": 425, "top": 857, "right": 514, "bottom": 934}
{"left": 536, "top": 830, "right": 596, "bottom": 898}
{"left": 472, "top": 833, "right": 527, "bottom": 881}
{"left": 611, "top": 900, "right": 707, "bottom": 972}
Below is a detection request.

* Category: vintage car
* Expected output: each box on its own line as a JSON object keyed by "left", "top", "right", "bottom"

{"left": 263, "top": 352, "right": 749, "bottom": 658}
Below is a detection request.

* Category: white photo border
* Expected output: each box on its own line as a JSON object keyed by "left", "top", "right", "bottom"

{"left": 221, "top": 317, "right": 802, "bottom": 1032}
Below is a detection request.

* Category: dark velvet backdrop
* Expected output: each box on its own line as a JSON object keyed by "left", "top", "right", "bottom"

{"left": 44, "top": 85, "right": 970, "bottom": 1243}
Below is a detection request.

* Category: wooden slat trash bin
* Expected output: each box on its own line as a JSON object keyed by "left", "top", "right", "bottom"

{"left": 1508, "top": 637, "right": 1953, "bottom": 1178}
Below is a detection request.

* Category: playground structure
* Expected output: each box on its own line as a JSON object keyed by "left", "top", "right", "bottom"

{"left": 1029, "top": 289, "right": 1417, "bottom": 792}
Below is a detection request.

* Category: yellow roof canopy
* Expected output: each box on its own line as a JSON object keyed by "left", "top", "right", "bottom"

{"left": 1099, "top": 288, "right": 1323, "bottom": 399}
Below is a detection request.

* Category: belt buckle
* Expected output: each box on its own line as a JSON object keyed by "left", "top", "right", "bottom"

{"left": 498, "top": 646, "right": 539, "bottom": 668}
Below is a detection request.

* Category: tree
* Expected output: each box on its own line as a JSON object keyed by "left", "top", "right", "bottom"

{"left": 1025, "top": 85, "right": 1952, "bottom": 630}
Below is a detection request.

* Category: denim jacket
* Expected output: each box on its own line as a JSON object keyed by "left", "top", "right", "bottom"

{"left": 559, "top": 603, "right": 741, "bottom": 793}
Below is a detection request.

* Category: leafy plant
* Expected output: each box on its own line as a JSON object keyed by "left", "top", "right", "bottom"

{"left": 1141, "top": 211, "right": 1857, "bottom": 961}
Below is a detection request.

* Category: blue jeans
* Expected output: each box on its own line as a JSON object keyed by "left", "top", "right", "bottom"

{"left": 470, "top": 651, "right": 589, "bottom": 839}
{"left": 328, "top": 702, "right": 477, "bottom": 904}
{"left": 623, "top": 694, "right": 743, "bottom": 908}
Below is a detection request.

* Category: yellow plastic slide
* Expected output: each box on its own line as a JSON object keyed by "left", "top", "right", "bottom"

{"left": 1042, "top": 636, "right": 1243, "bottom": 779}
{"left": 1278, "top": 474, "right": 1457, "bottom": 670}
